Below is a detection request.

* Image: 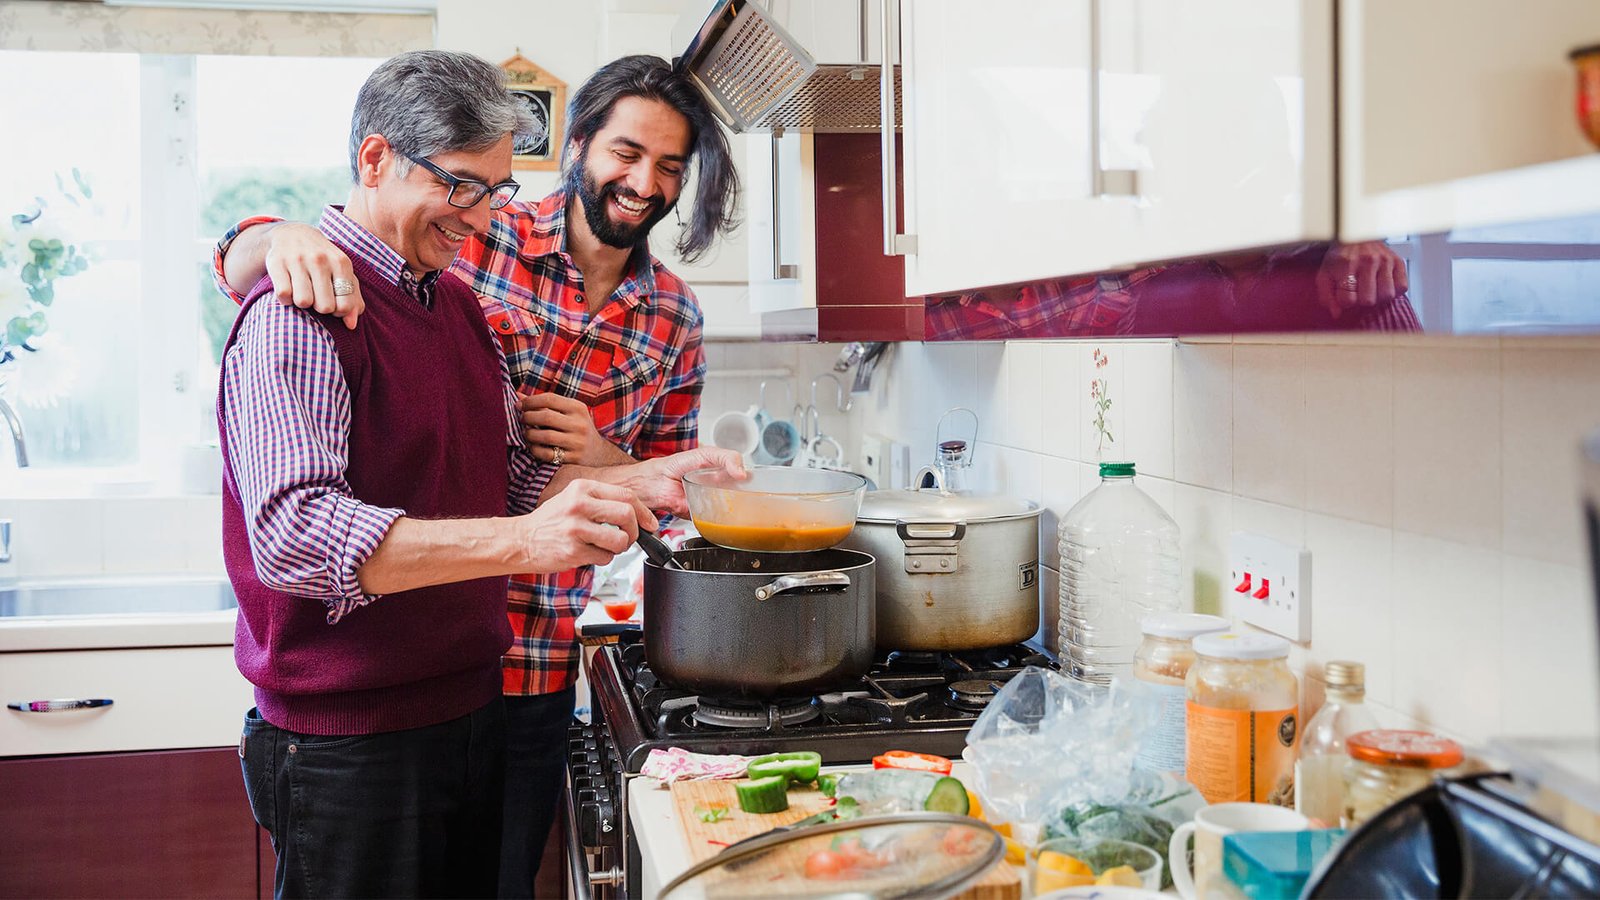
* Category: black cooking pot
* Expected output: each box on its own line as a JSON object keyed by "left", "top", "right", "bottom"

{"left": 642, "top": 539, "right": 876, "bottom": 699}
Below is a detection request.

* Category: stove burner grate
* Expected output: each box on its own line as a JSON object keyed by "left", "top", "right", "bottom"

{"left": 948, "top": 678, "right": 1005, "bottom": 712}
{"left": 692, "top": 696, "right": 821, "bottom": 729}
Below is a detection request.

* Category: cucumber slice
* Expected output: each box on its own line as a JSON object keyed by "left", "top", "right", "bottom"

{"left": 817, "top": 773, "right": 840, "bottom": 798}
{"left": 922, "top": 776, "right": 970, "bottom": 815}
{"left": 735, "top": 775, "right": 791, "bottom": 814}
{"left": 747, "top": 751, "right": 822, "bottom": 785}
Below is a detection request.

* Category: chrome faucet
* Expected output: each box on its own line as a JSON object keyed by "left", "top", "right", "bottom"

{"left": 0, "top": 397, "right": 26, "bottom": 468}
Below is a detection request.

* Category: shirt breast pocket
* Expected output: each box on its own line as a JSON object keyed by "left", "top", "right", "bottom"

{"left": 599, "top": 348, "right": 663, "bottom": 442}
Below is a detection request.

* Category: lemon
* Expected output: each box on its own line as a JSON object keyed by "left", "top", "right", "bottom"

{"left": 1096, "top": 865, "right": 1143, "bottom": 887}
{"left": 1034, "top": 869, "right": 1095, "bottom": 893}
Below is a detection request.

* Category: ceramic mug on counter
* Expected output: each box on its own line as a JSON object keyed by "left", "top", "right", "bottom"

{"left": 1169, "top": 802, "right": 1310, "bottom": 899}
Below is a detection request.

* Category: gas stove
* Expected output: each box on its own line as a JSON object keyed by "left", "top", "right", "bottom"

{"left": 597, "top": 632, "right": 1052, "bottom": 772}
{"left": 562, "top": 630, "right": 1054, "bottom": 898}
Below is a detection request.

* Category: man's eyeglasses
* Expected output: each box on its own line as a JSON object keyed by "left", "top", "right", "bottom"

{"left": 402, "top": 152, "right": 520, "bottom": 210}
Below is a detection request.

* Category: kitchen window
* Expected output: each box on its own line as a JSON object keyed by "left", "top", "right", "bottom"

{"left": 0, "top": 49, "right": 381, "bottom": 482}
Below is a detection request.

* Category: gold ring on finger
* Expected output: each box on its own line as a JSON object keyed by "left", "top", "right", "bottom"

{"left": 552, "top": 446, "right": 565, "bottom": 466}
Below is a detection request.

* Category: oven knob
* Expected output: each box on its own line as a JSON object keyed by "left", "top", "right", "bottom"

{"left": 578, "top": 798, "right": 604, "bottom": 847}
{"left": 570, "top": 749, "right": 601, "bottom": 770}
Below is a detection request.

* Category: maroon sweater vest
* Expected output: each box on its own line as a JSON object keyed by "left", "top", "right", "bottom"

{"left": 219, "top": 252, "right": 513, "bottom": 735}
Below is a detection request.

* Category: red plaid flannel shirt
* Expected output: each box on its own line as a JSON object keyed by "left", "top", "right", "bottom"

{"left": 213, "top": 191, "right": 705, "bottom": 696}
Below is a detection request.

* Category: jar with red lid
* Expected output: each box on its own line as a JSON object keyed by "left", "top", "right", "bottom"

{"left": 1342, "top": 729, "right": 1464, "bottom": 828}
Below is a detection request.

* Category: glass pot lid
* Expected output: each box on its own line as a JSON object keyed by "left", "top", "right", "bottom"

{"left": 657, "top": 813, "right": 1003, "bottom": 900}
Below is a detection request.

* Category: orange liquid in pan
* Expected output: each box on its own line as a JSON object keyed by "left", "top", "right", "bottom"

{"left": 693, "top": 520, "right": 854, "bottom": 552}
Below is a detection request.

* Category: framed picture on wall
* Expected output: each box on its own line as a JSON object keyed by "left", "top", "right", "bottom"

{"left": 501, "top": 51, "right": 566, "bottom": 171}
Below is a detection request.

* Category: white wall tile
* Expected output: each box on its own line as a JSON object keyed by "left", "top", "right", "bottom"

{"left": 12, "top": 499, "right": 105, "bottom": 578}
{"left": 1174, "top": 484, "right": 1233, "bottom": 616}
{"left": 1080, "top": 343, "right": 1125, "bottom": 465}
{"left": 986, "top": 446, "right": 1044, "bottom": 512}
{"left": 1001, "top": 343, "right": 1044, "bottom": 453}
{"left": 1499, "top": 555, "right": 1600, "bottom": 738}
{"left": 1039, "top": 460, "right": 1087, "bottom": 571}
{"left": 1040, "top": 342, "right": 1082, "bottom": 463}
{"left": 1232, "top": 344, "right": 1307, "bottom": 508}
{"left": 1174, "top": 342, "right": 1233, "bottom": 491}
{"left": 1391, "top": 532, "right": 1502, "bottom": 742}
{"left": 1122, "top": 342, "right": 1175, "bottom": 480}
{"left": 1501, "top": 347, "right": 1600, "bottom": 567}
{"left": 102, "top": 499, "right": 188, "bottom": 574}
{"left": 1393, "top": 345, "right": 1502, "bottom": 550}
{"left": 1305, "top": 513, "right": 1396, "bottom": 708}
{"left": 1303, "top": 344, "right": 1395, "bottom": 527}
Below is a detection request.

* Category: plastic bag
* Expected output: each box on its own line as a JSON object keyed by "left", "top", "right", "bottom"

{"left": 964, "top": 666, "right": 1158, "bottom": 828}
{"left": 963, "top": 666, "right": 1201, "bottom": 885}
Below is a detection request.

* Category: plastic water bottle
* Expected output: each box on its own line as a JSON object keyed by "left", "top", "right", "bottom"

{"left": 1058, "top": 461, "right": 1182, "bottom": 684}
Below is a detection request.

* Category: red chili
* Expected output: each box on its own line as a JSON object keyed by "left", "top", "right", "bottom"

{"left": 706, "top": 839, "right": 730, "bottom": 847}
{"left": 872, "top": 750, "right": 953, "bottom": 775}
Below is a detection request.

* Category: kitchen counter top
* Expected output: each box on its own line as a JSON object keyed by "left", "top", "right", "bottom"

{"left": 0, "top": 609, "right": 237, "bottom": 652}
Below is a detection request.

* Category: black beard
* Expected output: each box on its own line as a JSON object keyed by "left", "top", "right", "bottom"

{"left": 575, "top": 160, "right": 674, "bottom": 250}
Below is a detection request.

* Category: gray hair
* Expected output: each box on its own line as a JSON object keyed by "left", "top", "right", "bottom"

{"left": 348, "top": 50, "right": 537, "bottom": 180}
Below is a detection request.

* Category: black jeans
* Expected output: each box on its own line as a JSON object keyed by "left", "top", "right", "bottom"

{"left": 240, "top": 701, "right": 506, "bottom": 899}
{"left": 497, "top": 688, "right": 576, "bottom": 899}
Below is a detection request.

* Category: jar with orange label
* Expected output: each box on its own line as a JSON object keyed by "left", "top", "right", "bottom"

{"left": 1185, "top": 632, "right": 1299, "bottom": 807}
{"left": 1342, "top": 729, "right": 1463, "bottom": 828}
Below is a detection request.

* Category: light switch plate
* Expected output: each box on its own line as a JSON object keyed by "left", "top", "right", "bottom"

{"left": 1229, "top": 532, "right": 1312, "bottom": 642}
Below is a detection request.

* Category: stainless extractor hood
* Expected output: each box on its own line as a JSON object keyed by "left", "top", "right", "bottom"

{"left": 677, "top": 0, "right": 902, "bottom": 133}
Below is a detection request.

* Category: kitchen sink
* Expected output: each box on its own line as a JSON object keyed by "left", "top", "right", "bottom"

{"left": 0, "top": 576, "right": 237, "bottom": 618}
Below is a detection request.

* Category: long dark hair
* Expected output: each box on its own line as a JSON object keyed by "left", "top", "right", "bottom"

{"left": 561, "top": 55, "right": 739, "bottom": 264}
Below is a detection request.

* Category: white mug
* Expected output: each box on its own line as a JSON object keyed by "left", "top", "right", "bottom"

{"left": 1168, "top": 802, "right": 1310, "bottom": 899}
{"left": 709, "top": 405, "right": 763, "bottom": 456}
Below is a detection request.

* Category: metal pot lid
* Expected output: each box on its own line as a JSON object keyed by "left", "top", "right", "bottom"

{"left": 657, "top": 813, "right": 1003, "bottom": 900}
{"left": 857, "top": 487, "right": 1041, "bottom": 524}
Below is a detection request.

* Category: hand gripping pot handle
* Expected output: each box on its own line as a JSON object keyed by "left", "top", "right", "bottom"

{"left": 754, "top": 571, "right": 852, "bottom": 600}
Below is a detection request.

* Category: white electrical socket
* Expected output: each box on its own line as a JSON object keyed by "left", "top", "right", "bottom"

{"left": 860, "top": 434, "right": 890, "bottom": 489}
{"left": 887, "top": 441, "right": 910, "bottom": 490}
{"left": 1229, "top": 532, "right": 1312, "bottom": 642}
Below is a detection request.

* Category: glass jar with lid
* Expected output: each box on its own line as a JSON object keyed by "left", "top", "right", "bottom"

{"left": 1186, "top": 632, "right": 1300, "bottom": 806}
{"left": 1343, "top": 729, "right": 1464, "bottom": 828}
{"left": 1133, "top": 612, "right": 1229, "bottom": 775}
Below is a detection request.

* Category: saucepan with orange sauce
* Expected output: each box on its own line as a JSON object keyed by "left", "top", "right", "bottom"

{"left": 682, "top": 466, "right": 868, "bottom": 553}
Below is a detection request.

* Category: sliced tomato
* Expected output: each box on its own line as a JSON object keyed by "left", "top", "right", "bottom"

{"left": 804, "top": 850, "right": 850, "bottom": 880}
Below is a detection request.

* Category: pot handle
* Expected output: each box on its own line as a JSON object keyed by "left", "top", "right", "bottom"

{"left": 895, "top": 521, "right": 966, "bottom": 543}
{"left": 755, "top": 572, "right": 852, "bottom": 601}
{"left": 896, "top": 520, "right": 967, "bottom": 574}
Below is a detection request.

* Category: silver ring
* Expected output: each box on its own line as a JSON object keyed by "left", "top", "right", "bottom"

{"left": 1342, "top": 274, "right": 1359, "bottom": 292}
{"left": 331, "top": 277, "right": 356, "bottom": 297}
{"left": 551, "top": 446, "right": 565, "bottom": 466}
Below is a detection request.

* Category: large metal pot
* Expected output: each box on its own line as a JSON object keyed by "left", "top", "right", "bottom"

{"left": 643, "top": 539, "right": 876, "bottom": 699}
{"left": 843, "top": 485, "right": 1042, "bottom": 651}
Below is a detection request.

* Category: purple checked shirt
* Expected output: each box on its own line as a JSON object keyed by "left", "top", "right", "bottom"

{"left": 219, "top": 206, "right": 549, "bottom": 624}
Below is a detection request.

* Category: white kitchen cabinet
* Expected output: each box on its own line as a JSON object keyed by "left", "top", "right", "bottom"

{"left": 900, "top": 0, "right": 1334, "bottom": 297}
{"left": 1340, "top": 0, "right": 1600, "bottom": 241}
{"left": 0, "top": 645, "right": 253, "bottom": 757}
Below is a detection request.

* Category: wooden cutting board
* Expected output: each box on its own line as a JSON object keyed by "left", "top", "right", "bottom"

{"left": 668, "top": 779, "right": 1021, "bottom": 900}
